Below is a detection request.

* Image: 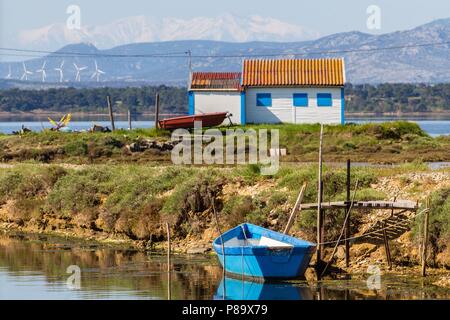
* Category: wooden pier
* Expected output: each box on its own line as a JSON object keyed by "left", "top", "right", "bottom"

{"left": 300, "top": 200, "right": 418, "bottom": 211}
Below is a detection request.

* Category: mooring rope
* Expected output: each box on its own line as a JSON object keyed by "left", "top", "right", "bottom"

{"left": 315, "top": 208, "right": 429, "bottom": 246}
{"left": 320, "top": 179, "right": 360, "bottom": 277}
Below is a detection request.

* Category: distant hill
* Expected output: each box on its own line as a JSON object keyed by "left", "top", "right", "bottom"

{"left": 1, "top": 18, "right": 450, "bottom": 87}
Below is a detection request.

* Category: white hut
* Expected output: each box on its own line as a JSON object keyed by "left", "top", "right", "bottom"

{"left": 188, "top": 58, "right": 346, "bottom": 125}
{"left": 188, "top": 72, "right": 244, "bottom": 124}
{"left": 241, "top": 58, "right": 346, "bottom": 125}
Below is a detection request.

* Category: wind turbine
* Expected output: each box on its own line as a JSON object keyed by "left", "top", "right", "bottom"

{"left": 73, "top": 63, "right": 87, "bottom": 82}
{"left": 36, "top": 61, "right": 47, "bottom": 82}
{"left": 21, "top": 62, "right": 33, "bottom": 81}
{"left": 55, "top": 60, "right": 65, "bottom": 83}
{"left": 91, "top": 60, "right": 105, "bottom": 82}
{"left": 5, "top": 65, "right": 12, "bottom": 79}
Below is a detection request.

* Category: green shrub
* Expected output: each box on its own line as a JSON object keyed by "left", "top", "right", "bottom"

{"left": 64, "top": 141, "right": 88, "bottom": 156}
{"left": 0, "top": 172, "right": 24, "bottom": 201}
{"left": 161, "top": 171, "right": 225, "bottom": 217}
{"left": 222, "top": 195, "right": 253, "bottom": 226}
{"left": 46, "top": 169, "right": 109, "bottom": 217}
{"left": 413, "top": 188, "right": 450, "bottom": 263}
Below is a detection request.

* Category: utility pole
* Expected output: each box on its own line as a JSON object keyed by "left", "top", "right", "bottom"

{"left": 187, "top": 50, "right": 192, "bottom": 90}
{"left": 345, "top": 159, "right": 351, "bottom": 267}
{"left": 155, "top": 93, "right": 160, "bottom": 129}
{"left": 128, "top": 109, "right": 132, "bottom": 130}
{"left": 421, "top": 198, "right": 430, "bottom": 277}
{"left": 107, "top": 96, "right": 115, "bottom": 131}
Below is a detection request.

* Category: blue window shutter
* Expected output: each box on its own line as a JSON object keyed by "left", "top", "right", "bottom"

{"left": 317, "top": 93, "right": 332, "bottom": 107}
{"left": 341, "top": 88, "right": 345, "bottom": 125}
{"left": 256, "top": 93, "right": 272, "bottom": 107}
{"left": 240, "top": 91, "right": 246, "bottom": 125}
{"left": 188, "top": 91, "right": 195, "bottom": 115}
{"left": 293, "top": 93, "right": 308, "bottom": 107}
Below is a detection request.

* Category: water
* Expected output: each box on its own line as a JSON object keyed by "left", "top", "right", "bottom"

{"left": 0, "top": 233, "right": 448, "bottom": 300}
{"left": 0, "top": 115, "right": 448, "bottom": 135}
{"left": 0, "top": 121, "right": 156, "bottom": 134}
{"left": 347, "top": 117, "right": 450, "bottom": 137}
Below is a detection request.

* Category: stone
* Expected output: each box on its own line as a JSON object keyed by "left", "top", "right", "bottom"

{"left": 187, "top": 247, "right": 211, "bottom": 254}
{"left": 336, "top": 246, "right": 346, "bottom": 260}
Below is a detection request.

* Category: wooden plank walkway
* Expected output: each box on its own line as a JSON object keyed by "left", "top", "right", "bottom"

{"left": 355, "top": 210, "right": 414, "bottom": 245}
{"left": 300, "top": 200, "right": 418, "bottom": 211}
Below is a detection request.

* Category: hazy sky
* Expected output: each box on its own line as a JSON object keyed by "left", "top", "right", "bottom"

{"left": 1, "top": 0, "right": 449, "bottom": 37}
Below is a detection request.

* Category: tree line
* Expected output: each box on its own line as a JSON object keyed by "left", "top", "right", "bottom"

{"left": 0, "top": 86, "right": 187, "bottom": 114}
{"left": 0, "top": 83, "right": 449, "bottom": 114}
{"left": 345, "top": 83, "right": 450, "bottom": 113}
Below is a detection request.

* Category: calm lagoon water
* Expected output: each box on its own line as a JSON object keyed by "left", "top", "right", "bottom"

{"left": 0, "top": 233, "right": 448, "bottom": 300}
{"left": 347, "top": 117, "right": 450, "bottom": 137}
{"left": 0, "top": 115, "right": 448, "bottom": 136}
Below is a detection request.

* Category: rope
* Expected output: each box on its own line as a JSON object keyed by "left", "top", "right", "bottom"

{"left": 321, "top": 179, "right": 359, "bottom": 277}
{"left": 315, "top": 208, "right": 429, "bottom": 246}
{"left": 210, "top": 191, "right": 226, "bottom": 299}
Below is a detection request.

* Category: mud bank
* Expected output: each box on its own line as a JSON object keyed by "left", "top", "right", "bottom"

{"left": 0, "top": 163, "right": 449, "bottom": 278}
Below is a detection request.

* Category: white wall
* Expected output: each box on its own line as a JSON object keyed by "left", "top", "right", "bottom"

{"left": 245, "top": 87, "right": 342, "bottom": 124}
{"left": 194, "top": 91, "right": 241, "bottom": 124}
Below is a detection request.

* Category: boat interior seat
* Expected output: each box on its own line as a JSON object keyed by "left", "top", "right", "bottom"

{"left": 224, "top": 236, "right": 293, "bottom": 248}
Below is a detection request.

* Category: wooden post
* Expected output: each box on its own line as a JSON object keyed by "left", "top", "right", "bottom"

{"left": 128, "top": 109, "right": 132, "bottom": 130}
{"left": 166, "top": 222, "right": 171, "bottom": 300}
{"left": 210, "top": 192, "right": 226, "bottom": 299}
{"left": 155, "top": 93, "right": 160, "bottom": 129}
{"left": 345, "top": 159, "right": 351, "bottom": 267}
{"left": 316, "top": 124, "right": 324, "bottom": 270}
{"left": 391, "top": 196, "right": 397, "bottom": 217}
{"left": 382, "top": 221, "right": 392, "bottom": 270}
{"left": 320, "top": 181, "right": 325, "bottom": 251}
{"left": 421, "top": 198, "right": 430, "bottom": 277}
{"left": 284, "top": 182, "right": 307, "bottom": 234}
{"left": 107, "top": 96, "right": 115, "bottom": 131}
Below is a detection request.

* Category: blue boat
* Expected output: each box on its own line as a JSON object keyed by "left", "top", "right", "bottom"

{"left": 214, "top": 277, "right": 314, "bottom": 300}
{"left": 212, "top": 223, "right": 316, "bottom": 279}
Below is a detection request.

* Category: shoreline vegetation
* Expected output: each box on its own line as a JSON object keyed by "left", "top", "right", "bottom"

{"left": 1, "top": 111, "right": 450, "bottom": 118}
{"left": 0, "top": 122, "right": 448, "bottom": 283}
{"left": 0, "top": 122, "right": 449, "bottom": 164}
{"left": 0, "top": 162, "right": 448, "bottom": 274}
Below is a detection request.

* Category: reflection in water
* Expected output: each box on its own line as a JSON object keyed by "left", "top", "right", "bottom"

{"left": 214, "top": 277, "right": 314, "bottom": 300}
{"left": 0, "top": 232, "right": 448, "bottom": 300}
{"left": 0, "top": 232, "right": 222, "bottom": 300}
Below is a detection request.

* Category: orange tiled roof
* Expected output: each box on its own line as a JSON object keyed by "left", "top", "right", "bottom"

{"left": 242, "top": 58, "right": 345, "bottom": 87}
{"left": 191, "top": 72, "right": 241, "bottom": 90}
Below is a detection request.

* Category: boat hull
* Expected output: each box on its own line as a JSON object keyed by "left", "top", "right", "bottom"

{"left": 213, "top": 223, "right": 316, "bottom": 279}
{"left": 214, "top": 277, "right": 314, "bottom": 300}
{"left": 158, "top": 112, "right": 228, "bottom": 129}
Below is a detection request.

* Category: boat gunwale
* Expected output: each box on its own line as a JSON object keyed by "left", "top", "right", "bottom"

{"left": 212, "top": 223, "right": 316, "bottom": 255}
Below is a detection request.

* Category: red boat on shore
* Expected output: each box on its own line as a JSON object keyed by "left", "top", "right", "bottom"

{"left": 158, "top": 112, "right": 229, "bottom": 130}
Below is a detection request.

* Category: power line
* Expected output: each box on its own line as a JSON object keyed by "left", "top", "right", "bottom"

{"left": 190, "top": 40, "right": 450, "bottom": 58}
{"left": 0, "top": 47, "right": 189, "bottom": 58}
{"left": 0, "top": 40, "right": 449, "bottom": 60}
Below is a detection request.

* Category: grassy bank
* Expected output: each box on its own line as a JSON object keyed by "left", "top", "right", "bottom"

{"left": 0, "top": 121, "right": 449, "bottom": 164}
{"left": 0, "top": 163, "right": 448, "bottom": 268}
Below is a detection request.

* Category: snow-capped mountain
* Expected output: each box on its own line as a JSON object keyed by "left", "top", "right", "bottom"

{"left": 17, "top": 14, "right": 321, "bottom": 51}
{"left": 2, "top": 18, "right": 450, "bottom": 86}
